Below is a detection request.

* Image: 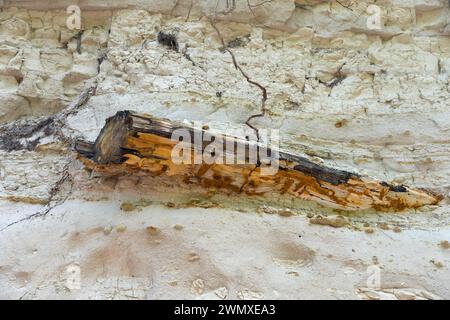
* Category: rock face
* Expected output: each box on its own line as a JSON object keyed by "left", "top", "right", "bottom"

{"left": 0, "top": 1, "right": 449, "bottom": 300}
{"left": 0, "top": 5, "right": 106, "bottom": 122}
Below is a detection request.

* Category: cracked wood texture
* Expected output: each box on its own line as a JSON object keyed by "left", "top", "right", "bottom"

{"left": 75, "top": 111, "right": 442, "bottom": 211}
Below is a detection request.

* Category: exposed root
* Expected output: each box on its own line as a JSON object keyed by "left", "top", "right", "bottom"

{"left": 246, "top": 0, "right": 272, "bottom": 27}
{"left": 61, "top": 30, "right": 84, "bottom": 53}
{"left": 210, "top": 19, "right": 268, "bottom": 141}
{"left": 181, "top": 46, "right": 206, "bottom": 72}
{"left": 215, "top": 0, "right": 236, "bottom": 16}
{"left": 0, "top": 81, "right": 98, "bottom": 151}
{"left": 336, "top": 0, "right": 355, "bottom": 11}
{"left": 185, "top": 0, "right": 194, "bottom": 22}
{"left": 0, "top": 43, "right": 107, "bottom": 151}
{"left": 325, "top": 62, "right": 347, "bottom": 96}
{"left": 0, "top": 161, "right": 74, "bottom": 232}
{"left": 75, "top": 30, "right": 84, "bottom": 54}
{"left": 239, "top": 163, "right": 260, "bottom": 193}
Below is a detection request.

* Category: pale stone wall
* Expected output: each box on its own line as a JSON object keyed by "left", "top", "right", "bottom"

{"left": 0, "top": 6, "right": 109, "bottom": 122}
{"left": 0, "top": 0, "right": 449, "bottom": 208}
{"left": 0, "top": 1, "right": 449, "bottom": 300}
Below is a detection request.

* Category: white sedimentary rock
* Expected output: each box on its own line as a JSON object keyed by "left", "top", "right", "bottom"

{"left": 0, "top": 0, "right": 449, "bottom": 300}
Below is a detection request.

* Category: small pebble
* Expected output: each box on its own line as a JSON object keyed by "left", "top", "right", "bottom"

{"left": 120, "top": 201, "right": 136, "bottom": 212}
{"left": 116, "top": 224, "right": 127, "bottom": 232}
{"left": 378, "top": 223, "right": 390, "bottom": 230}
{"left": 147, "top": 226, "right": 161, "bottom": 236}
{"left": 188, "top": 252, "right": 200, "bottom": 262}
{"left": 103, "top": 226, "right": 113, "bottom": 235}
{"left": 278, "top": 209, "right": 294, "bottom": 217}
{"left": 168, "top": 281, "right": 178, "bottom": 287}
{"left": 173, "top": 224, "right": 184, "bottom": 231}
{"left": 439, "top": 240, "right": 450, "bottom": 249}
{"left": 431, "top": 260, "right": 444, "bottom": 268}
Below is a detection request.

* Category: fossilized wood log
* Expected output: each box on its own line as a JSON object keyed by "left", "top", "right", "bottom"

{"left": 75, "top": 111, "right": 442, "bottom": 211}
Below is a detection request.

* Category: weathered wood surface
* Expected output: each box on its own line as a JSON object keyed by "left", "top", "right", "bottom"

{"left": 75, "top": 111, "right": 442, "bottom": 211}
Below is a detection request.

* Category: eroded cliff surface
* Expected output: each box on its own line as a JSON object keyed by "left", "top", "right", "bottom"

{"left": 0, "top": 0, "right": 449, "bottom": 299}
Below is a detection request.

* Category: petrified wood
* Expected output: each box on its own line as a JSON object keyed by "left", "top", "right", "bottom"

{"left": 75, "top": 111, "right": 442, "bottom": 211}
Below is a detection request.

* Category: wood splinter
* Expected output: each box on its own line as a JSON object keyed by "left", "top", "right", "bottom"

{"left": 75, "top": 111, "right": 442, "bottom": 211}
